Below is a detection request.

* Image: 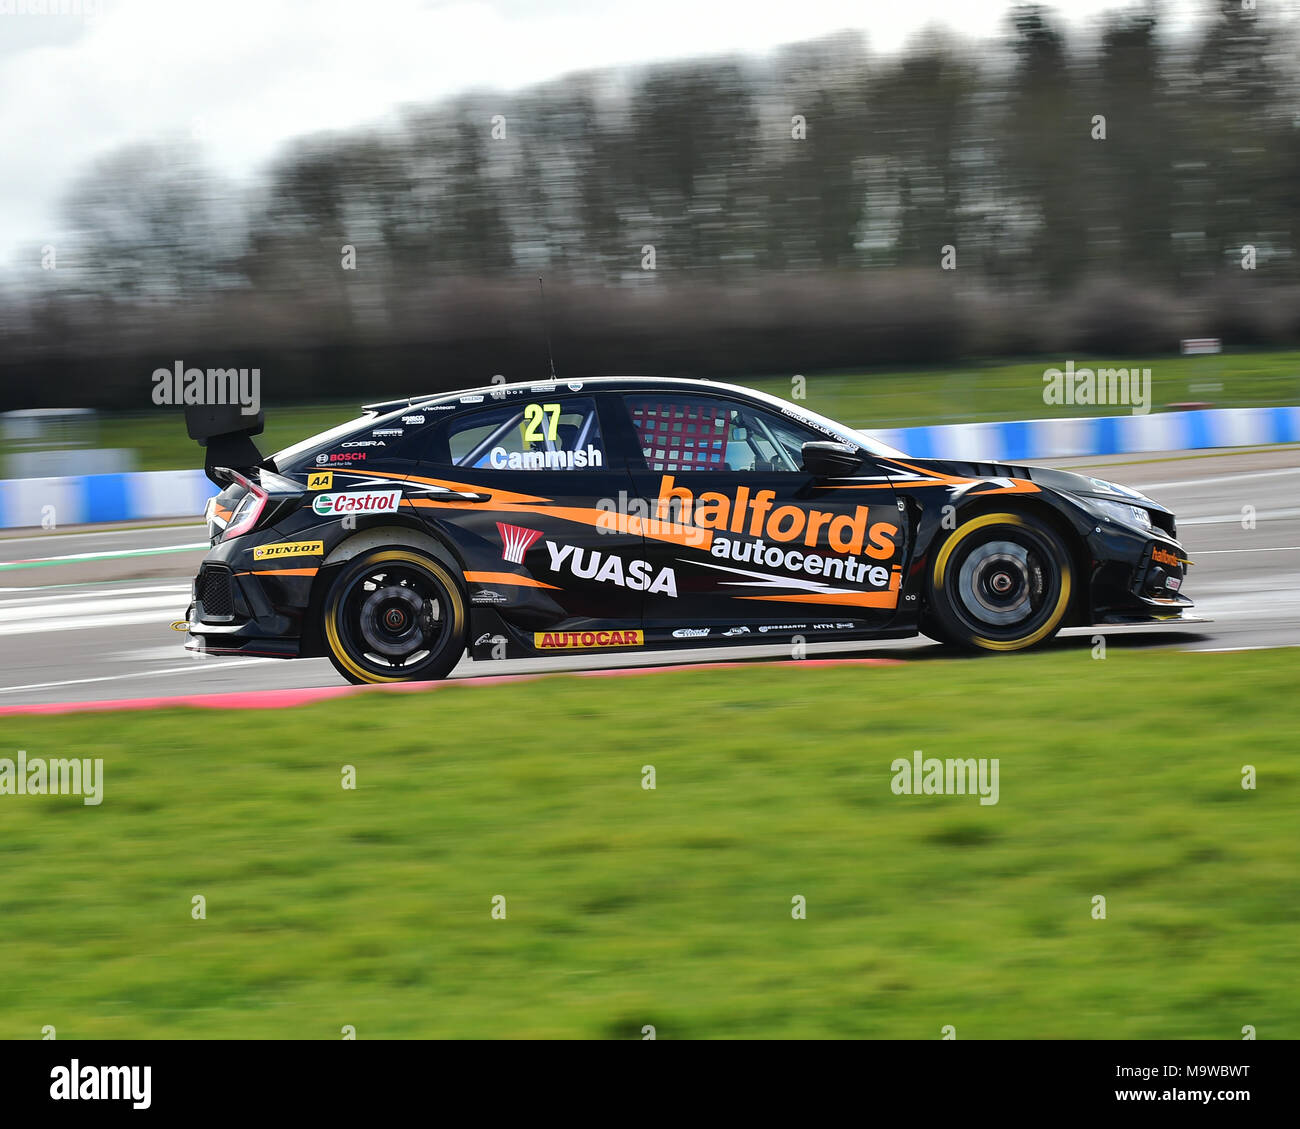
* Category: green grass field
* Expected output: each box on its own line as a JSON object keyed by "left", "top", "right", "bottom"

{"left": 747, "top": 348, "right": 1300, "bottom": 433}
{"left": 84, "top": 348, "right": 1300, "bottom": 470}
{"left": 0, "top": 647, "right": 1295, "bottom": 1039}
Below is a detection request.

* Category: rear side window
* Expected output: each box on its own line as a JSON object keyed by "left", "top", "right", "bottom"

{"left": 446, "top": 397, "right": 605, "bottom": 470}
{"left": 626, "top": 394, "right": 818, "bottom": 473}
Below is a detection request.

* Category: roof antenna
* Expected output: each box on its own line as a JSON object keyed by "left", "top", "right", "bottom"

{"left": 538, "top": 275, "right": 557, "bottom": 379}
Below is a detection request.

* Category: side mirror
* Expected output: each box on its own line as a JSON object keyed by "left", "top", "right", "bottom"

{"left": 801, "top": 440, "right": 863, "bottom": 477}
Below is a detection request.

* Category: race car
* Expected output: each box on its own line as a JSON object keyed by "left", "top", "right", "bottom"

{"left": 183, "top": 377, "right": 1193, "bottom": 683}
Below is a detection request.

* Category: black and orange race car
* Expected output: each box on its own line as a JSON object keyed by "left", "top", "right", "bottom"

{"left": 183, "top": 377, "right": 1193, "bottom": 683}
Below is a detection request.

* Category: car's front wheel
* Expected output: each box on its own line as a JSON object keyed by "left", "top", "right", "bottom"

{"left": 322, "top": 548, "right": 467, "bottom": 684}
{"left": 925, "top": 510, "right": 1074, "bottom": 652}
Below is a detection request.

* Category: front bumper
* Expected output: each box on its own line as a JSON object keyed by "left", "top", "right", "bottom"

{"left": 1086, "top": 524, "right": 1194, "bottom": 624}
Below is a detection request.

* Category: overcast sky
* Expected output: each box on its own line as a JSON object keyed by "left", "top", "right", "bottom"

{"left": 0, "top": 0, "right": 1258, "bottom": 268}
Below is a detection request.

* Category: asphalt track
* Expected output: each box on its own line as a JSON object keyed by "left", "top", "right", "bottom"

{"left": 1, "top": 447, "right": 1296, "bottom": 708}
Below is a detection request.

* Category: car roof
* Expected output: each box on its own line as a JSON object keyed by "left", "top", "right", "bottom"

{"left": 362, "top": 375, "right": 752, "bottom": 414}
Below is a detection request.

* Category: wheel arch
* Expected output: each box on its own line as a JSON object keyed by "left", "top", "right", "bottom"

{"left": 299, "top": 525, "right": 466, "bottom": 658}
{"left": 926, "top": 494, "right": 1093, "bottom": 628}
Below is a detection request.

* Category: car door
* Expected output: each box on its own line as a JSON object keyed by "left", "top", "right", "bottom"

{"left": 416, "top": 392, "right": 645, "bottom": 652}
{"left": 610, "top": 390, "right": 905, "bottom": 643}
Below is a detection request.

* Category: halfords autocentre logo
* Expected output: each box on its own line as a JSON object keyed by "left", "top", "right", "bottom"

{"left": 498, "top": 522, "right": 545, "bottom": 564}
{"left": 534, "top": 629, "right": 644, "bottom": 650}
{"left": 252, "top": 540, "right": 323, "bottom": 561}
{"left": 312, "top": 490, "right": 402, "bottom": 516}
{"left": 656, "top": 476, "right": 897, "bottom": 559}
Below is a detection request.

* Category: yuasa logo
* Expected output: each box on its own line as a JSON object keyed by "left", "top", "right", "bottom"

{"left": 498, "top": 522, "right": 544, "bottom": 564}
{"left": 312, "top": 490, "right": 401, "bottom": 516}
{"left": 545, "top": 541, "right": 677, "bottom": 596}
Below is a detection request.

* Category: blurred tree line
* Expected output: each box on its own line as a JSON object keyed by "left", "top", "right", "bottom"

{"left": 3, "top": 2, "right": 1299, "bottom": 411}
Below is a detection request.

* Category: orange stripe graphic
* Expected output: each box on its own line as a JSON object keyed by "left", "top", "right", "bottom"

{"left": 404, "top": 497, "right": 713, "bottom": 550}
{"left": 738, "top": 564, "right": 901, "bottom": 608}
{"left": 463, "top": 571, "right": 560, "bottom": 589}
{"left": 739, "top": 590, "right": 900, "bottom": 608}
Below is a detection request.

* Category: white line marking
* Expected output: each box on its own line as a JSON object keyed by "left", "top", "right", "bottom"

{"left": 1192, "top": 546, "right": 1300, "bottom": 555}
{"left": 1134, "top": 467, "right": 1300, "bottom": 491}
{"left": 0, "top": 659, "right": 275, "bottom": 696}
{"left": 0, "top": 611, "right": 190, "bottom": 637}
{"left": 0, "top": 595, "right": 186, "bottom": 625}
{"left": 0, "top": 585, "right": 190, "bottom": 608}
{"left": 0, "top": 544, "right": 206, "bottom": 566}
{"left": 0, "top": 526, "right": 204, "bottom": 547}
{"left": 1188, "top": 644, "right": 1300, "bottom": 653}
{"left": 1180, "top": 508, "right": 1300, "bottom": 525}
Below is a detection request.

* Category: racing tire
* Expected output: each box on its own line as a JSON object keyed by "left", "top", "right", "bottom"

{"left": 925, "top": 511, "right": 1074, "bottom": 653}
{"left": 322, "top": 548, "right": 467, "bottom": 684}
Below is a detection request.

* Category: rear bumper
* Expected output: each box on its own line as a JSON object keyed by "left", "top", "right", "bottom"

{"left": 184, "top": 601, "right": 301, "bottom": 657}
{"left": 186, "top": 552, "right": 311, "bottom": 657}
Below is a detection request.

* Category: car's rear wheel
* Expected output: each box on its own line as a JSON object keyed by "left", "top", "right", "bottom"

{"left": 322, "top": 548, "right": 467, "bottom": 684}
{"left": 925, "top": 511, "right": 1073, "bottom": 652}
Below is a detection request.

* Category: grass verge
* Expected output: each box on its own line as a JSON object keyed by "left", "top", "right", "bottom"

{"left": 0, "top": 647, "right": 1294, "bottom": 1038}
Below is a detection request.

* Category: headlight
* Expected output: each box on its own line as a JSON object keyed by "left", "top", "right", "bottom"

{"left": 1094, "top": 498, "right": 1152, "bottom": 530}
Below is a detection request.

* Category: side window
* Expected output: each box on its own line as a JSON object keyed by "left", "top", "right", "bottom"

{"left": 446, "top": 397, "right": 605, "bottom": 470}
{"left": 626, "top": 395, "right": 819, "bottom": 473}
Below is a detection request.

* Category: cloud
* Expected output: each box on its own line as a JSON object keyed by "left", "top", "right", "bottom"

{"left": 0, "top": 0, "right": 1213, "bottom": 266}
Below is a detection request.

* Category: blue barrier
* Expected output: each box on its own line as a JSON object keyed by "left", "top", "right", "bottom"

{"left": 0, "top": 405, "right": 1296, "bottom": 528}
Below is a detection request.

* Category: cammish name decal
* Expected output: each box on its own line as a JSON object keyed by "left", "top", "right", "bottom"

{"left": 534, "top": 629, "right": 644, "bottom": 650}
{"left": 545, "top": 542, "right": 678, "bottom": 596}
{"left": 489, "top": 444, "right": 604, "bottom": 470}
{"left": 252, "top": 540, "right": 324, "bottom": 560}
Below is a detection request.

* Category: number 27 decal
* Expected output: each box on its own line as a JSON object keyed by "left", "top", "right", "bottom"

{"left": 522, "top": 402, "right": 561, "bottom": 442}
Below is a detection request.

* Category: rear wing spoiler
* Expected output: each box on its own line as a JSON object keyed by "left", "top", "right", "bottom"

{"left": 185, "top": 403, "right": 266, "bottom": 486}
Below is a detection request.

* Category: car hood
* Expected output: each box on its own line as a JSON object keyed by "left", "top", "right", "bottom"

{"left": 893, "top": 457, "right": 1173, "bottom": 517}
